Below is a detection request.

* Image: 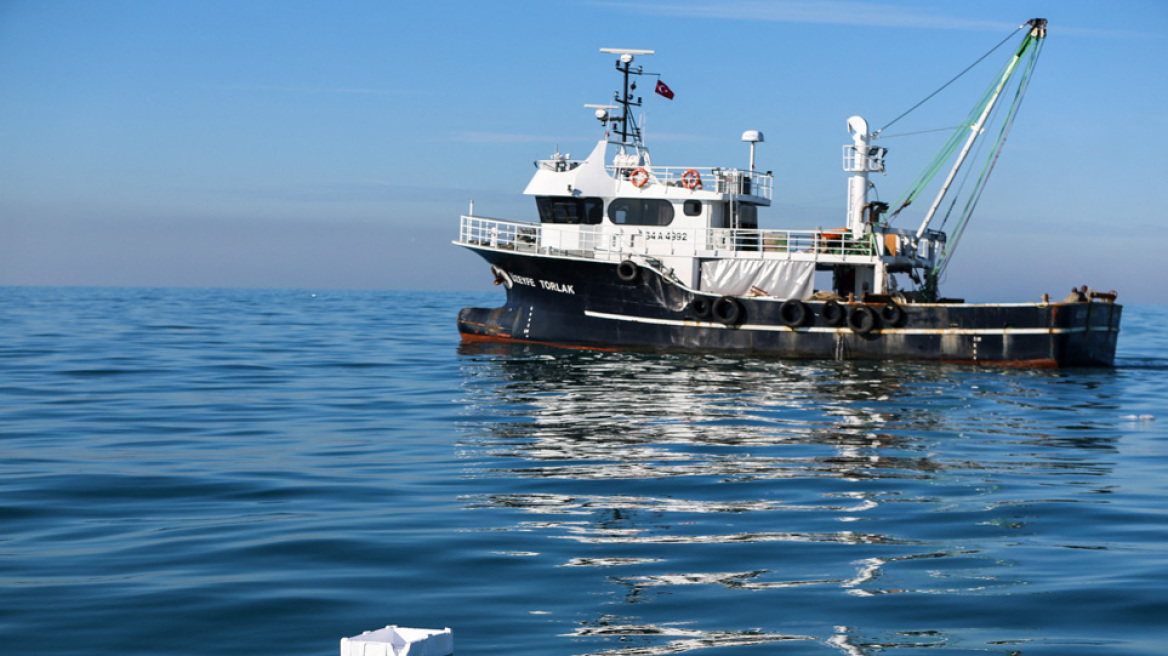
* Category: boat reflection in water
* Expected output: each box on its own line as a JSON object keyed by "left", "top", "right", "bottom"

{"left": 456, "top": 343, "right": 1120, "bottom": 655}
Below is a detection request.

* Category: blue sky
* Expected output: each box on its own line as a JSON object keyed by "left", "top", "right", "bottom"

{"left": 2, "top": 0, "right": 1165, "bottom": 302}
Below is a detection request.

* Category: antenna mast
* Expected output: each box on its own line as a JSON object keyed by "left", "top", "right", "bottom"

{"left": 598, "top": 48, "right": 654, "bottom": 148}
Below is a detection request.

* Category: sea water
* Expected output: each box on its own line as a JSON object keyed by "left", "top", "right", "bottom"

{"left": 1, "top": 287, "right": 1165, "bottom": 655}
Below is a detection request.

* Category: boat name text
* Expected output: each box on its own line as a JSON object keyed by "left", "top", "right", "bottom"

{"left": 511, "top": 274, "right": 575, "bottom": 295}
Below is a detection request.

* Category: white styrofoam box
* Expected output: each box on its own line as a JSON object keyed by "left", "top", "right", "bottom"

{"left": 340, "top": 625, "right": 453, "bottom": 656}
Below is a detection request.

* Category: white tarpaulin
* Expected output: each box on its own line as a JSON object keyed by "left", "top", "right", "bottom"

{"left": 699, "top": 259, "right": 815, "bottom": 299}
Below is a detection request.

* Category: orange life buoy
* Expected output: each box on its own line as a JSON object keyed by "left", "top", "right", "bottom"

{"left": 630, "top": 167, "right": 649, "bottom": 188}
{"left": 681, "top": 168, "right": 703, "bottom": 190}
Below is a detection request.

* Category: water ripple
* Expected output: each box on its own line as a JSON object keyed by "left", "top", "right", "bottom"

{"left": 2, "top": 289, "right": 1165, "bottom": 655}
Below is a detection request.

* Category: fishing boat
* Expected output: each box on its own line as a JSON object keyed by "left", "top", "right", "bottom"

{"left": 454, "top": 19, "right": 1121, "bottom": 366}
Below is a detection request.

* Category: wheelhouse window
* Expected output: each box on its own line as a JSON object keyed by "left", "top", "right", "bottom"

{"left": 607, "top": 198, "right": 675, "bottom": 226}
{"left": 536, "top": 196, "right": 603, "bottom": 224}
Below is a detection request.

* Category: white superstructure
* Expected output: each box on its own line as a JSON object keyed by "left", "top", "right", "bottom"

{"left": 457, "top": 23, "right": 1046, "bottom": 300}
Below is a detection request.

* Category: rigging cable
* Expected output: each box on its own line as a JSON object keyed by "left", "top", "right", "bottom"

{"left": 886, "top": 71, "right": 1005, "bottom": 222}
{"left": 874, "top": 24, "right": 1025, "bottom": 137}
{"left": 881, "top": 24, "right": 1034, "bottom": 223}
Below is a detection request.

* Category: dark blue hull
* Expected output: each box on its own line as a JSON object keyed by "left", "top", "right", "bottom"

{"left": 458, "top": 248, "right": 1121, "bottom": 367}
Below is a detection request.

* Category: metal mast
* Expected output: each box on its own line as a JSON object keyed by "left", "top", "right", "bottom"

{"left": 598, "top": 48, "right": 654, "bottom": 148}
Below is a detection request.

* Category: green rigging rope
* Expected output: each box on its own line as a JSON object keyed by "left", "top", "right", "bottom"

{"left": 936, "top": 66, "right": 1017, "bottom": 234}
{"left": 933, "top": 36, "right": 1045, "bottom": 279}
{"left": 887, "top": 57, "right": 1014, "bottom": 222}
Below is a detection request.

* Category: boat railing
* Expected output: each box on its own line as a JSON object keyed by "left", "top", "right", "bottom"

{"left": 535, "top": 157, "right": 583, "bottom": 172}
{"left": 606, "top": 166, "right": 773, "bottom": 200}
{"left": 459, "top": 215, "right": 610, "bottom": 257}
{"left": 460, "top": 215, "right": 538, "bottom": 251}
{"left": 458, "top": 215, "right": 940, "bottom": 265}
{"left": 702, "top": 228, "right": 871, "bottom": 257}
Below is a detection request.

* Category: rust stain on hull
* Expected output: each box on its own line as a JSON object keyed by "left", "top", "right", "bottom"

{"left": 459, "top": 331, "right": 622, "bottom": 352}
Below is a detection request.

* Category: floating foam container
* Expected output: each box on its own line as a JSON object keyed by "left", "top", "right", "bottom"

{"left": 340, "top": 625, "right": 453, "bottom": 656}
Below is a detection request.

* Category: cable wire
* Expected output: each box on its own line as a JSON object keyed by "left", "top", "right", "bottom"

{"left": 875, "top": 25, "right": 1024, "bottom": 137}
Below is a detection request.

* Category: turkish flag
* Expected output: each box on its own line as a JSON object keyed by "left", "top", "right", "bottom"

{"left": 655, "top": 80, "right": 674, "bottom": 99}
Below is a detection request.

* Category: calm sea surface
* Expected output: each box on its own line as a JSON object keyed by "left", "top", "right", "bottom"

{"left": 1, "top": 287, "right": 1165, "bottom": 655}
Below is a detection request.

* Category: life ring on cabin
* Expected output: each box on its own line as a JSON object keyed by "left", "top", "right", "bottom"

{"left": 713, "top": 296, "right": 745, "bottom": 326}
{"left": 617, "top": 259, "right": 639, "bottom": 282}
{"left": 880, "top": 302, "right": 904, "bottom": 327}
{"left": 630, "top": 167, "right": 650, "bottom": 188}
{"left": 690, "top": 297, "right": 713, "bottom": 319}
{"left": 779, "top": 299, "right": 809, "bottom": 327}
{"left": 847, "top": 305, "right": 878, "bottom": 335}
{"left": 681, "top": 169, "right": 703, "bottom": 190}
{"left": 821, "top": 300, "right": 846, "bottom": 327}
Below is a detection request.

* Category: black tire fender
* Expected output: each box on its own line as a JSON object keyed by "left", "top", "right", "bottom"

{"left": 713, "top": 296, "right": 745, "bottom": 326}
{"left": 847, "top": 305, "right": 879, "bottom": 335}
{"left": 616, "top": 260, "right": 639, "bottom": 282}
{"left": 779, "top": 299, "right": 809, "bottom": 327}
{"left": 690, "top": 297, "right": 713, "bottom": 319}
{"left": 821, "top": 300, "right": 846, "bottom": 327}
{"left": 881, "top": 302, "right": 904, "bottom": 327}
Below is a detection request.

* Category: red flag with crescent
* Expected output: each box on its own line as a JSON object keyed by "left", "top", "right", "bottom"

{"left": 655, "top": 80, "right": 674, "bottom": 99}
